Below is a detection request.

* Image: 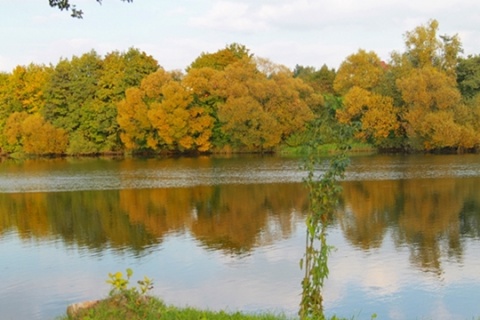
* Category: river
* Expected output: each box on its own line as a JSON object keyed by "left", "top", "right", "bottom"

{"left": 0, "top": 154, "right": 479, "bottom": 319}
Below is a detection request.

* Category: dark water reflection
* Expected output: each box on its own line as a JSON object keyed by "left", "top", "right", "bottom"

{"left": 0, "top": 154, "right": 480, "bottom": 319}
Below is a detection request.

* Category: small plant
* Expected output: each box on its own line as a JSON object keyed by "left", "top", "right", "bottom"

{"left": 106, "top": 268, "right": 154, "bottom": 298}
{"left": 105, "top": 268, "right": 154, "bottom": 313}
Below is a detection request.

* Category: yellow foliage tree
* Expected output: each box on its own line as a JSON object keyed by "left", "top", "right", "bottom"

{"left": 3, "top": 112, "right": 67, "bottom": 155}
{"left": 21, "top": 114, "right": 68, "bottom": 154}
{"left": 118, "top": 69, "right": 215, "bottom": 152}
{"left": 337, "top": 86, "right": 399, "bottom": 145}
{"left": 396, "top": 66, "right": 464, "bottom": 149}
{"left": 214, "top": 58, "right": 314, "bottom": 151}
{"left": 333, "top": 49, "right": 386, "bottom": 95}
{"left": 117, "top": 87, "right": 154, "bottom": 151}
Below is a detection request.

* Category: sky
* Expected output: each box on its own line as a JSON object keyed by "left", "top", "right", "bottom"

{"left": 1, "top": 0, "right": 480, "bottom": 73}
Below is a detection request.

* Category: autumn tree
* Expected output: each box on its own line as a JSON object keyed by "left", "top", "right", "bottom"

{"left": 1, "top": 64, "right": 51, "bottom": 114}
{"left": 184, "top": 45, "right": 256, "bottom": 150}
{"left": 117, "top": 86, "right": 156, "bottom": 152}
{"left": 215, "top": 59, "right": 257, "bottom": 148}
{"left": 333, "top": 49, "right": 386, "bottom": 95}
{"left": 0, "top": 65, "right": 52, "bottom": 153}
{"left": 2, "top": 112, "right": 67, "bottom": 155}
{"left": 213, "top": 58, "right": 315, "bottom": 151}
{"left": 146, "top": 72, "right": 214, "bottom": 151}
{"left": 399, "top": 19, "right": 462, "bottom": 79}
{"left": 336, "top": 86, "right": 399, "bottom": 147}
{"left": 392, "top": 20, "right": 478, "bottom": 150}
{"left": 333, "top": 49, "right": 399, "bottom": 147}
{"left": 88, "top": 48, "right": 159, "bottom": 153}
{"left": 182, "top": 67, "right": 228, "bottom": 148}
{"left": 117, "top": 68, "right": 214, "bottom": 152}
{"left": 187, "top": 43, "right": 252, "bottom": 71}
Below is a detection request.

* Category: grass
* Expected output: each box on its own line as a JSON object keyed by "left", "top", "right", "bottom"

{"left": 57, "top": 293, "right": 361, "bottom": 320}
{"left": 57, "top": 269, "right": 308, "bottom": 320}
{"left": 279, "top": 142, "right": 377, "bottom": 157}
{"left": 58, "top": 295, "right": 294, "bottom": 320}
{"left": 58, "top": 295, "right": 357, "bottom": 320}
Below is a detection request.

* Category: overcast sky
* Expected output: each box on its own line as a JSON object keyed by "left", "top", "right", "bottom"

{"left": 1, "top": 0, "right": 480, "bottom": 73}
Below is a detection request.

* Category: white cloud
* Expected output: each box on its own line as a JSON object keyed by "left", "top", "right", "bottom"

{"left": 2, "top": 0, "right": 480, "bottom": 72}
{"left": 190, "top": 1, "right": 270, "bottom": 33}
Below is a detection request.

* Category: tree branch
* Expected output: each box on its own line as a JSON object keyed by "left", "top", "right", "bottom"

{"left": 49, "top": 0, "right": 133, "bottom": 18}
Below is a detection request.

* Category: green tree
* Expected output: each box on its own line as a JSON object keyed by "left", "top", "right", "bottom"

{"left": 457, "top": 55, "right": 480, "bottom": 101}
{"left": 44, "top": 51, "right": 102, "bottom": 132}
{"left": 293, "top": 64, "right": 336, "bottom": 95}
{"left": 42, "top": 48, "right": 158, "bottom": 154}
{"left": 43, "top": 51, "right": 103, "bottom": 154}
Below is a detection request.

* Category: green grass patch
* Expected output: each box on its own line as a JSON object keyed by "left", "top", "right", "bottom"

{"left": 59, "top": 295, "right": 292, "bottom": 320}
{"left": 57, "top": 268, "right": 354, "bottom": 320}
{"left": 279, "top": 142, "right": 377, "bottom": 156}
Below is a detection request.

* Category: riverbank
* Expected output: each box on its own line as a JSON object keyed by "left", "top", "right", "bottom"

{"left": 59, "top": 295, "right": 351, "bottom": 320}
{"left": 59, "top": 296, "right": 293, "bottom": 320}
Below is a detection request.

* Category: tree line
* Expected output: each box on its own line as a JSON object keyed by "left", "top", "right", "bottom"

{"left": 1, "top": 20, "right": 480, "bottom": 157}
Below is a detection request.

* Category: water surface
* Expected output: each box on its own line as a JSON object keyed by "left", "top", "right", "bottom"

{"left": 0, "top": 154, "right": 479, "bottom": 319}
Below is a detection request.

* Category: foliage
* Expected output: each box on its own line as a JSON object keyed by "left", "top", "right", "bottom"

{"left": 39, "top": 48, "right": 158, "bottom": 155}
{"left": 299, "top": 118, "right": 351, "bottom": 319}
{"left": 293, "top": 64, "right": 336, "bottom": 95}
{"left": 106, "top": 268, "right": 153, "bottom": 298}
{"left": 400, "top": 19, "right": 462, "bottom": 78}
{"left": 457, "top": 55, "right": 480, "bottom": 100}
{"left": 2, "top": 112, "right": 67, "bottom": 155}
{"left": 117, "top": 68, "right": 215, "bottom": 152}
{"left": 49, "top": 0, "right": 133, "bottom": 18}
{"left": 65, "top": 268, "right": 159, "bottom": 320}
{"left": 187, "top": 43, "right": 253, "bottom": 71}
{"left": 336, "top": 86, "right": 399, "bottom": 147}
{"left": 333, "top": 49, "right": 386, "bottom": 95}
{"left": 2, "top": 20, "right": 480, "bottom": 156}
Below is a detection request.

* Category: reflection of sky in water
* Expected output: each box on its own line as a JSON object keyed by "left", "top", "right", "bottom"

{"left": 2, "top": 220, "right": 480, "bottom": 320}
{"left": 324, "top": 228, "right": 480, "bottom": 320}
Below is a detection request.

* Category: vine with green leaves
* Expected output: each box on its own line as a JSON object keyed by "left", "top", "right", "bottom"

{"left": 299, "top": 117, "right": 351, "bottom": 319}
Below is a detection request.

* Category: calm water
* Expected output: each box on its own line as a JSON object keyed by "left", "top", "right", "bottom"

{"left": 0, "top": 154, "right": 479, "bottom": 320}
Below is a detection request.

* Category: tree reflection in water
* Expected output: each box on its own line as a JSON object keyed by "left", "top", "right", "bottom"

{"left": 337, "top": 177, "right": 480, "bottom": 274}
{"left": 0, "top": 170, "right": 479, "bottom": 273}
